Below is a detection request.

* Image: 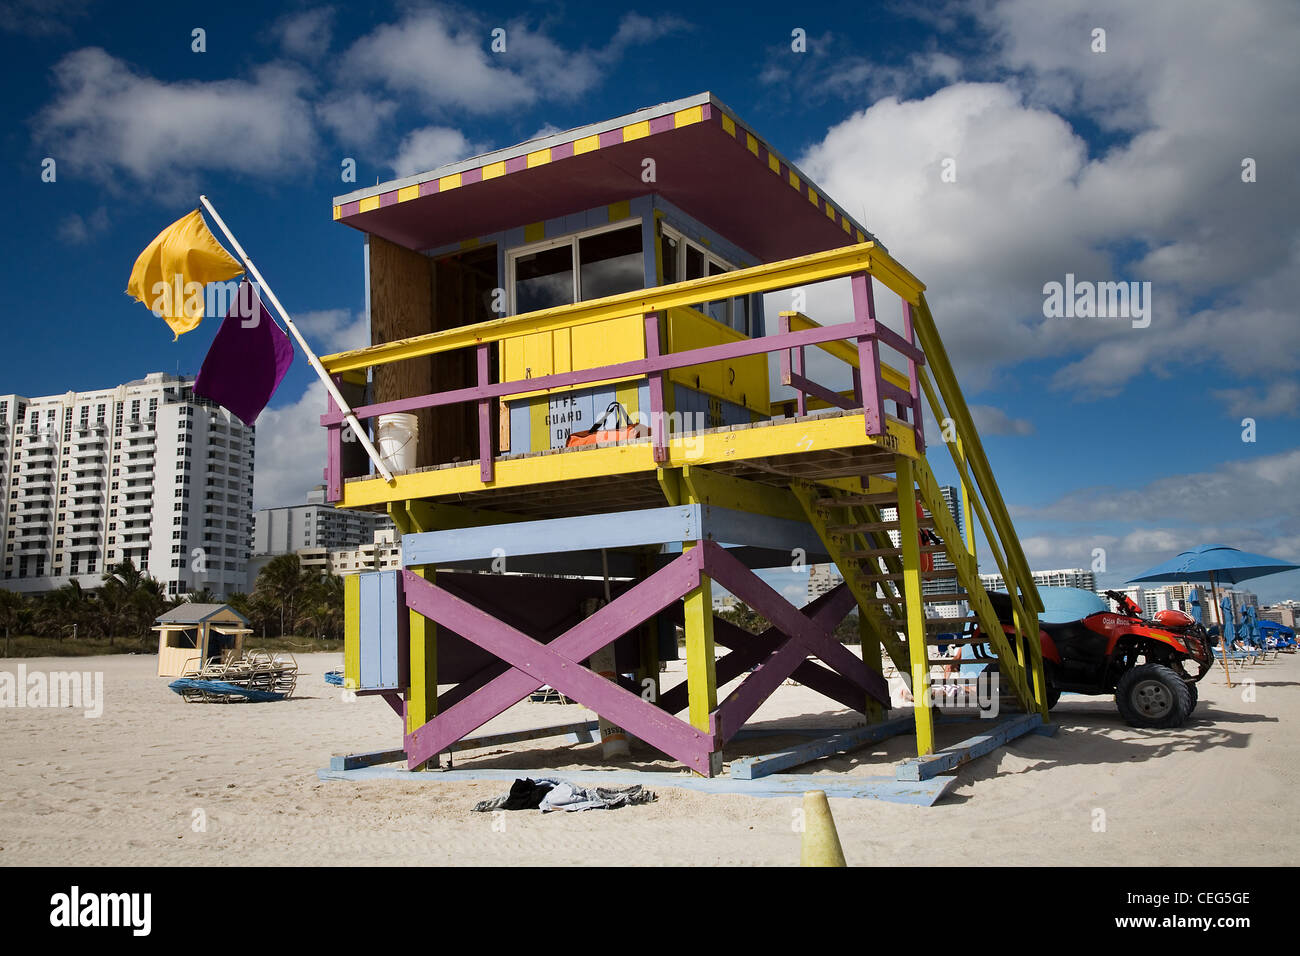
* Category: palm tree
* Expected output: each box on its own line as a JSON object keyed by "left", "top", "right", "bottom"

{"left": 255, "top": 554, "right": 311, "bottom": 637}
{"left": 100, "top": 560, "right": 171, "bottom": 646}
{"left": 184, "top": 588, "right": 219, "bottom": 604}
{"left": 296, "top": 573, "right": 344, "bottom": 641}
{"left": 0, "top": 588, "right": 26, "bottom": 657}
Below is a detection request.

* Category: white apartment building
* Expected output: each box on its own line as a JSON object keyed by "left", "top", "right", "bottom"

{"left": 881, "top": 485, "right": 967, "bottom": 616}
{"left": 0, "top": 372, "right": 253, "bottom": 598}
{"left": 807, "top": 563, "right": 844, "bottom": 603}
{"left": 254, "top": 484, "right": 393, "bottom": 554}
{"left": 982, "top": 568, "right": 1098, "bottom": 593}
{"left": 299, "top": 528, "right": 402, "bottom": 577}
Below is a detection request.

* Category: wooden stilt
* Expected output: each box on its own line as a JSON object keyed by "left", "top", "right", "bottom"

{"left": 895, "top": 456, "right": 935, "bottom": 756}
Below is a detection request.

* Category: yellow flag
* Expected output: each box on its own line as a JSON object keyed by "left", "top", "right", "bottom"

{"left": 126, "top": 209, "right": 244, "bottom": 338}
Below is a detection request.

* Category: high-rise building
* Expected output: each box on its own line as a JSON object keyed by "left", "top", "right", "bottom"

{"left": 0, "top": 373, "right": 254, "bottom": 598}
{"left": 253, "top": 485, "right": 393, "bottom": 554}
{"left": 981, "top": 568, "right": 1098, "bottom": 593}
{"left": 807, "top": 563, "right": 843, "bottom": 602}
{"left": 881, "top": 484, "right": 966, "bottom": 614}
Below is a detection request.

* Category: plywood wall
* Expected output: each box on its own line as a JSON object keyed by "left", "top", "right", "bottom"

{"left": 369, "top": 235, "right": 436, "bottom": 468}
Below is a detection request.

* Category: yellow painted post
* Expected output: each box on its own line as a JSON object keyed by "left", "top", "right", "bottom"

{"left": 343, "top": 573, "right": 360, "bottom": 691}
{"left": 956, "top": 437, "right": 976, "bottom": 558}
{"left": 895, "top": 456, "right": 935, "bottom": 756}
{"left": 681, "top": 542, "right": 718, "bottom": 744}
{"left": 390, "top": 502, "right": 438, "bottom": 769}
{"left": 857, "top": 610, "right": 885, "bottom": 722}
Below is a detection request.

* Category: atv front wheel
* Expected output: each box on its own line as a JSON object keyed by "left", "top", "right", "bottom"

{"left": 1115, "top": 664, "right": 1192, "bottom": 728}
{"left": 1185, "top": 680, "right": 1198, "bottom": 714}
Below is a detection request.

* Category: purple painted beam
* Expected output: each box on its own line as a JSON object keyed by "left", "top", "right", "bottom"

{"left": 319, "top": 320, "right": 874, "bottom": 426}
{"left": 403, "top": 548, "right": 711, "bottom": 772}
{"left": 788, "top": 372, "right": 858, "bottom": 412}
{"left": 851, "top": 272, "right": 885, "bottom": 437}
{"left": 476, "top": 343, "right": 494, "bottom": 482}
{"left": 402, "top": 567, "right": 716, "bottom": 775}
{"left": 700, "top": 542, "right": 890, "bottom": 705}
{"left": 645, "top": 311, "right": 668, "bottom": 463}
{"left": 902, "top": 300, "right": 925, "bottom": 454}
{"left": 325, "top": 385, "right": 343, "bottom": 502}
{"left": 712, "top": 632, "right": 810, "bottom": 742}
{"left": 657, "top": 584, "right": 863, "bottom": 719}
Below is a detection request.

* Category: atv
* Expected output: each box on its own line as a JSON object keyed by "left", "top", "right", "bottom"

{"left": 970, "top": 589, "right": 1213, "bottom": 728}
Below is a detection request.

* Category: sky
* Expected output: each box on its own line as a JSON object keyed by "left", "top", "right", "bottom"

{"left": 2, "top": 0, "right": 1298, "bottom": 602}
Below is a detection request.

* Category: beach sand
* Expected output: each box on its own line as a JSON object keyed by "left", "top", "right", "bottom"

{"left": 1, "top": 650, "right": 1295, "bottom": 866}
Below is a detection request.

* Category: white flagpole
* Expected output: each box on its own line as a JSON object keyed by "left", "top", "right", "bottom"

{"left": 198, "top": 195, "right": 395, "bottom": 485}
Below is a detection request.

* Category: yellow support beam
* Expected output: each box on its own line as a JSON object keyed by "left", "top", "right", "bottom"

{"left": 322, "top": 241, "right": 926, "bottom": 374}
{"left": 680, "top": 465, "right": 806, "bottom": 522}
{"left": 682, "top": 551, "right": 717, "bottom": 736}
{"left": 390, "top": 501, "right": 439, "bottom": 766}
{"left": 857, "top": 610, "right": 886, "bottom": 722}
{"left": 894, "top": 457, "right": 935, "bottom": 755}
{"left": 343, "top": 573, "right": 360, "bottom": 691}
{"left": 912, "top": 293, "right": 1041, "bottom": 613}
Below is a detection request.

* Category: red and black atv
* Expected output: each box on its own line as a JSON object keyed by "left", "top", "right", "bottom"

{"left": 973, "top": 589, "right": 1213, "bottom": 728}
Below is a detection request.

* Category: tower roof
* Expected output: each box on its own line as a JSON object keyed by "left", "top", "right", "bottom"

{"left": 332, "top": 92, "right": 879, "bottom": 262}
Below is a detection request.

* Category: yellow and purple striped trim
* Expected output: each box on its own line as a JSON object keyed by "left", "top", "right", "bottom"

{"left": 333, "top": 102, "right": 868, "bottom": 244}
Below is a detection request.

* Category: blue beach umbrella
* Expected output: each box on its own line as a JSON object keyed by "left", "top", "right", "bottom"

{"left": 1130, "top": 544, "right": 1300, "bottom": 684}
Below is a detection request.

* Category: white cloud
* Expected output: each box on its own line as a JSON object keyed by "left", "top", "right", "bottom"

{"left": 1212, "top": 381, "right": 1300, "bottom": 420}
{"left": 56, "top": 206, "right": 109, "bottom": 244}
{"left": 254, "top": 380, "right": 330, "bottom": 510}
{"left": 339, "top": 8, "right": 683, "bottom": 118}
{"left": 35, "top": 48, "right": 319, "bottom": 194}
{"left": 296, "top": 308, "right": 368, "bottom": 353}
{"left": 274, "top": 7, "right": 335, "bottom": 60}
{"left": 317, "top": 91, "right": 397, "bottom": 149}
{"left": 390, "top": 126, "right": 480, "bottom": 178}
{"left": 793, "top": 0, "right": 1300, "bottom": 399}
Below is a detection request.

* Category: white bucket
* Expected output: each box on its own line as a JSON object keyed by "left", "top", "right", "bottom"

{"left": 376, "top": 413, "right": 418, "bottom": 473}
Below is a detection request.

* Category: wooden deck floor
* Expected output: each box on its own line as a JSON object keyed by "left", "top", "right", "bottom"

{"left": 344, "top": 409, "right": 907, "bottom": 521}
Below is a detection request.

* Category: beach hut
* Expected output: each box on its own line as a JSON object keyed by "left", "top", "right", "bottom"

{"left": 321, "top": 93, "right": 1050, "bottom": 783}
{"left": 154, "top": 603, "right": 252, "bottom": 678}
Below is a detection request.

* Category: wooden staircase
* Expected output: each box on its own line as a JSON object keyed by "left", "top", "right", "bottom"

{"left": 792, "top": 450, "right": 1049, "bottom": 755}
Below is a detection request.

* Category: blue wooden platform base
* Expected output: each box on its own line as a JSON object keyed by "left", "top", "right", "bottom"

{"left": 315, "top": 764, "right": 958, "bottom": 806}
{"left": 895, "top": 713, "right": 1046, "bottom": 781}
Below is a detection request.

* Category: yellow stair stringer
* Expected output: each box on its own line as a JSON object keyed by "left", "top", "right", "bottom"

{"left": 910, "top": 456, "right": 1046, "bottom": 716}
{"left": 791, "top": 481, "right": 911, "bottom": 682}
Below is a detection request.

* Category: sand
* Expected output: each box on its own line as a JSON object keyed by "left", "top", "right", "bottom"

{"left": 1, "top": 650, "right": 1296, "bottom": 866}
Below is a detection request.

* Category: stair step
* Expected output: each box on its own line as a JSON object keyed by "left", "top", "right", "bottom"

{"left": 844, "top": 544, "right": 946, "bottom": 559}
{"left": 854, "top": 570, "right": 951, "bottom": 582}
{"left": 925, "top": 635, "right": 987, "bottom": 646}
{"left": 815, "top": 492, "right": 899, "bottom": 507}
{"left": 882, "top": 616, "right": 978, "bottom": 631}
{"left": 862, "top": 591, "right": 969, "bottom": 606}
{"left": 829, "top": 517, "right": 936, "bottom": 533}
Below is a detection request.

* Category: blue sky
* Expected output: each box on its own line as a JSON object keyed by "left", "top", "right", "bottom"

{"left": 2, "top": 0, "right": 1298, "bottom": 601}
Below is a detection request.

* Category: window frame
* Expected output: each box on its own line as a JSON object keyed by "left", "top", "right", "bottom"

{"left": 505, "top": 218, "right": 645, "bottom": 316}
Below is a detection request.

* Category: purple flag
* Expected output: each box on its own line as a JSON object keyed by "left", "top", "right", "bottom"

{"left": 193, "top": 279, "right": 293, "bottom": 426}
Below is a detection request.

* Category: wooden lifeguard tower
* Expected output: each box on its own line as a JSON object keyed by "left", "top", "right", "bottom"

{"left": 323, "top": 92, "right": 1049, "bottom": 781}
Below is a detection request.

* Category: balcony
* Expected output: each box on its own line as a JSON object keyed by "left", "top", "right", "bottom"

{"left": 14, "top": 540, "right": 49, "bottom": 555}
{"left": 67, "top": 540, "right": 100, "bottom": 554}
{"left": 320, "top": 244, "right": 926, "bottom": 516}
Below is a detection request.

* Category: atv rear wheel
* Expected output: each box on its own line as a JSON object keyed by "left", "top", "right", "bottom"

{"left": 1115, "top": 664, "right": 1192, "bottom": 728}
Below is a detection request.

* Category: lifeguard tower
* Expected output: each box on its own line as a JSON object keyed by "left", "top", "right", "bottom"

{"left": 322, "top": 93, "right": 1048, "bottom": 782}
